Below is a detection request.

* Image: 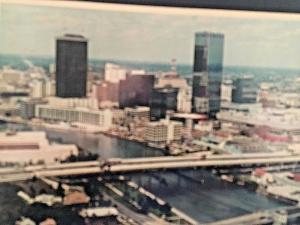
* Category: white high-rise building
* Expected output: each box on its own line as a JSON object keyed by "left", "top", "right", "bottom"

{"left": 31, "top": 80, "right": 44, "bottom": 98}
{"left": 104, "top": 63, "right": 127, "bottom": 83}
{"left": 221, "top": 80, "right": 233, "bottom": 103}
{"left": 30, "top": 79, "right": 56, "bottom": 98}
{"left": 177, "top": 87, "right": 192, "bottom": 113}
{"left": 45, "top": 79, "right": 56, "bottom": 97}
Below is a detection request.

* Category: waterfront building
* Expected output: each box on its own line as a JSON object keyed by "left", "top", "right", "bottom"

{"left": 119, "top": 74, "right": 155, "bottom": 108}
{"left": 192, "top": 32, "right": 224, "bottom": 115}
{"left": 0, "top": 131, "right": 78, "bottom": 164}
{"left": 232, "top": 76, "right": 257, "bottom": 104}
{"left": 125, "top": 106, "right": 150, "bottom": 123}
{"left": 150, "top": 87, "right": 178, "bottom": 120}
{"left": 104, "top": 63, "right": 127, "bottom": 83}
{"left": 145, "top": 119, "right": 183, "bottom": 145}
{"left": 91, "top": 81, "right": 119, "bottom": 107}
{"left": 56, "top": 34, "right": 87, "bottom": 98}
{"left": 35, "top": 105, "right": 112, "bottom": 130}
{"left": 112, "top": 109, "right": 126, "bottom": 125}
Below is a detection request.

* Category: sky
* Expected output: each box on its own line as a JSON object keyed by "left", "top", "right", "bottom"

{"left": 2, "top": 1, "right": 300, "bottom": 69}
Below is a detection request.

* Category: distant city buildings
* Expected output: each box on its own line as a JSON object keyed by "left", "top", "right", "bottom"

{"left": 56, "top": 34, "right": 88, "bottom": 98}
{"left": 221, "top": 80, "right": 233, "bottom": 103}
{"left": 104, "top": 63, "right": 127, "bottom": 83}
{"left": 232, "top": 76, "right": 257, "bottom": 104}
{"left": 0, "top": 66, "right": 24, "bottom": 85}
{"left": 124, "top": 106, "right": 150, "bottom": 123}
{"left": 192, "top": 32, "right": 224, "bottom": 116}
{"left": 217, "top": 104, "right": 300, "bottom": 142}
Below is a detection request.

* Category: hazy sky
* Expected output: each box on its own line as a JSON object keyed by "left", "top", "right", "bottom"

{"left": 2, "top": 1, "right": 300, "bottom": 68}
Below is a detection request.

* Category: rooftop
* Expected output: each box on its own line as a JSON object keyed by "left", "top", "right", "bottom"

{"left": 57, "top": 34, "right": 87, "bottom": 42}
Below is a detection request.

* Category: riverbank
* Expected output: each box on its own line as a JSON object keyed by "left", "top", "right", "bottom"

{"left": 0, "top": 116, "right": 171, "bottom": 154}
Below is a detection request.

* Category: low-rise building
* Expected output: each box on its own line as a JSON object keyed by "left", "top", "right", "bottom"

{"left": 124, "top": 106, "right": 150, "bottom": 123}
{"left": 0, "top": 131, "right": 78, "bottom": 164}
{"left": 63, "top": 190, "right": 90, "bottom": 206}
{"left": 19, "top": 98, "right": 48, "bottom": 120}
{"left": 145, "top": 119, "right": 183, "bottom": 145}
{"left": 35, "top": 105, "right": 112, "bottom": 130}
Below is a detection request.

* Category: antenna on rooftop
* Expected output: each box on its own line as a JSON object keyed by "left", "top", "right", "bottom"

{"left": 171, "top": 58, "right": 177, "bottom": 74}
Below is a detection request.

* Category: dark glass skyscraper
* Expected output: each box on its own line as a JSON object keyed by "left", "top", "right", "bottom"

{"left": 56, "top": 34, "right": 88, "bottom": 98}
{"left": 232, "top": 76, "right": 257, "bottom": 104}
{"left": 150, "top": 87, "right": 178, "bottom": 120}
{"left": 192, "top": 32, "right": 224, "bottom": 115}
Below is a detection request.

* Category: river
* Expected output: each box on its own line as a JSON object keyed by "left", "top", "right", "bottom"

{"left": 1, "top": 123, "right": 289, "bottom": 223}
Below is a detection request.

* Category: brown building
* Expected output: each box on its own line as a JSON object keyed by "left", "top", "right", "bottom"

{"left": 63, "top": 190, "right": 90, "bottom": 205}
{"left": 119, "top": 74, "right": 155, "bottom": 108}
{"left": 92, "top": 81, "right": 119, "bottom": 107}
{"left": 39, "top": 218, "right": 57, "bottom": 225}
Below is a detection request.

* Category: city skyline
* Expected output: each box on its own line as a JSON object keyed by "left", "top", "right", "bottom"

{"left": 2, "top": 2, "right": 300, "bottom": 69}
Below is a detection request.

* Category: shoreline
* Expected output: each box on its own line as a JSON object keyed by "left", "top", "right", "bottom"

{"left": 0, "top": 117, "right": 168, "bottom": 154}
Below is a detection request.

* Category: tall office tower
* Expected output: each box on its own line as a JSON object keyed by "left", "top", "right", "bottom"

{"left": 192, "top": 32, "right": 224, "bottom": 116}
{"left": 56, "top": 34, "right": 88, "bottom": 98}
{"left": 232, "top": 76, "right": 257, "bottom": 104}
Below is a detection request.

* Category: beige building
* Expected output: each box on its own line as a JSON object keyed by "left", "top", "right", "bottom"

{"left": 0, "top": 131, "right": 78, "bottom": 164}
{"left": 145, "top": 119, "right": 183, "bottom": 145}
{"left": 125, "top": 106, "right": 150, "bottom": 123}
{"left": 35, "top": 105, "right": 112, "bottom": 130}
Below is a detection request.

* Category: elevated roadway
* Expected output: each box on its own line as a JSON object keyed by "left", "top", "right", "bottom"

{"left": 1, "top": 153, "right": 300, "bottom": 183}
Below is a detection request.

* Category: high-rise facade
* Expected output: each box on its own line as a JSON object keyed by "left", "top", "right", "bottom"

{"left": 150, "top": 87, "right": 178, "bottom": 120}
{"left": 56, "top": 34, "right": 88, "bottom": 98}
{"left": 232, "top": 76, "right": 257, "bottom": 104}
{"left": 192, "top": 32, "right": 224, "bottom": 115}
{"left": 119, "top": 74, "right": 155, "bottom": 108}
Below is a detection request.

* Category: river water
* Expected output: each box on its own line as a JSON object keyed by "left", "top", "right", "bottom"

{"left": 2, "top": 123, "right": 289, "bottom": 223}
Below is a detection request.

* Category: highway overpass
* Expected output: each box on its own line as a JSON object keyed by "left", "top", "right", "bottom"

{"left": 1, "top": 153, "right": 300, "bottom": 183}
